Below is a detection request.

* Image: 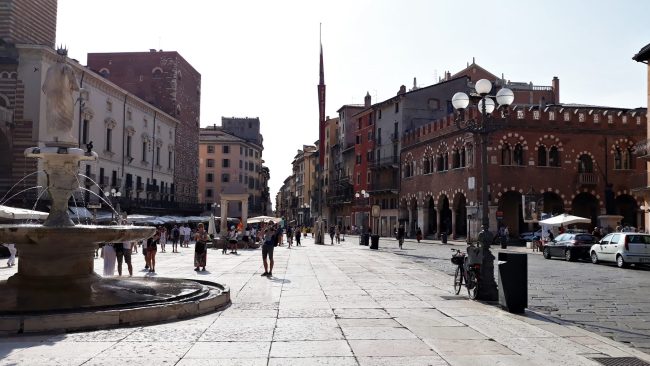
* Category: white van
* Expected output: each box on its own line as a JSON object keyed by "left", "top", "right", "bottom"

{"left": 590, "top": 233, "right": 650, "bottom": 268}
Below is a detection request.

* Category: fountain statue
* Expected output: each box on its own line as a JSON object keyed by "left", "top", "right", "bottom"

{"left": 0, "top": 48, "right": 228, "bottom": 333}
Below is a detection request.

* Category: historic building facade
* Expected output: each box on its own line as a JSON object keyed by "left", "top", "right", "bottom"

{"left": 198, "top": 118, "right": 267, "bottom": 218}
{"left": 401, "top": 103, "right": 647, "bottom": 240}
{"left": 87, "top": 50, "right": 201, "bottom": 206}
{"left": 633, "top": 43, "right": 650, "bottom": 231}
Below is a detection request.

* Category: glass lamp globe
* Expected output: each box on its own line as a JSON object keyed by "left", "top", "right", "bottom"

{"left": 475, "top": 79, "right": 492, "bottom": 95}
{"left": 111, "top": 188, "right": 116, "bottom": 194}
{"left": 116, "top": 192, "right": 121, "bottom": 197}
{"left": 496, "top": 88, "right": 515, "bottom": 106}
{"left": 477, "top": 98, "right": 496, "bottom": 114}
{"left": 451, "top": 92, "right": 470, "bottom": 110}
{"left": 355, "top": 193, "right": 360, "bottom": 198}
{"left": 104, "top": 191, "right": 110, "bottom": 197}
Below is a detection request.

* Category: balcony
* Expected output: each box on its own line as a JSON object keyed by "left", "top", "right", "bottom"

{"left": 290, "top": 197, "right": 299, "bottom": 209}
{"left": 369, "top": 156, "right": 399, "bottom": 170}
{"left": 146, "top": 184, "right": 159, "bottom": 193}
{"left": 578, "top": 173, "right": 598, "bottom": 186}
{"left": 111, "top": 178, "right": 122, "bottom": 188}
{"left": 368, "top": 180, "right": 399, "bottom": 194}
{"left": 99, "top": 176, "right": 109, "bottom": 188}
{"left": 629, "top": 172, "right": 650, "bottom": 194}
{"left": 136, "top": 182, "right": 144, "bottom": 192}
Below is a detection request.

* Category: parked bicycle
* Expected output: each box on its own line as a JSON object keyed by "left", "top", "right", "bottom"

{"left": 451, "top": 248, "right": 481, "bottom": 299}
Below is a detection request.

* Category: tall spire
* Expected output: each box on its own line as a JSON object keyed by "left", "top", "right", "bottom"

{"left": 317, "top": 23, "right": 326, "bottom": 170}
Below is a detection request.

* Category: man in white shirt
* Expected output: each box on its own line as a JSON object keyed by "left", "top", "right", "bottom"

{"left": 3, "top": 243, "right": 16, "bottom": 267}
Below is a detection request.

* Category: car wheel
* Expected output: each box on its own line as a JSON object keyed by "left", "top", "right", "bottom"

{"left": 543, "top": 247, "right": 551, "bottom": 259}
{"left": 565, "top": 249, "right": 574, "bottom": 262}
{"left": 617, "top": 255, "right": 629, "bottom": 268}
{"left": 590, "top": 251, "right": 599, "bottom": 264}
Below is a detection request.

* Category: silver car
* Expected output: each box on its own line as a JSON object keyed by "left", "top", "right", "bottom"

{"left": 590, "top": 232, "right": 650, "bottom": 268}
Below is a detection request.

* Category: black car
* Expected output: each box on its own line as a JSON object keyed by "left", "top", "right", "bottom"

{"left": 542, "top": 233, "right": 597, "bottom": 261}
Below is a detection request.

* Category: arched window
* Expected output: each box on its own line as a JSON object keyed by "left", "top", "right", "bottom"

{"left": 152, "top": 67, "right": 163, "bottom": 78}
{"left": 466, "top": 144, "right": 473, "bottom": 167}
{"left": 538, "top": 145, "right": 547, "bottom": 166}
{"left": 624, "top": 148, "right": 633, "bottom": 170}
{"left": 549, "top": 146, "right": 560, "bottom": 167}
{"left": 99, "top": 68, "right": 110, "bottom": 78}
{"left": 452, "top": 149, "right": 460, "bottom": 169}
{"left": 460, "top": 147, "right": 466, "bottom": 168}
{"left": 614, "top": 147, "right": 622, "bottom": 170}
{"left": 578, "top": 154, "right": 593, "bottom": 173}
{"left": 437, "top": 154, "right": 444, "bottom": 172}
{"left": 501, "top": 143, "right": 512, "bottom": 165}
{"left": 423, "top": 157, "right": 430, "bottom": 174}
{"left": 513, "top": 144, "right": 524, "bottom": 165}
{"left": 404, "top": 162, "right": 412, "bottom": 178}
{"left": 443, "top": 152, "right": 449, "bottom": 171}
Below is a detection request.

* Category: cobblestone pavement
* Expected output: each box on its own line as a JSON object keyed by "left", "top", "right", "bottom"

{"left": 1, "top": 235, "right": 650, "bottom": 365}
{"left": 365, "top": 235, "right": 650, "bottom": 355}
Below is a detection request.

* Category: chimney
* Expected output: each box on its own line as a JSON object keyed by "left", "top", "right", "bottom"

{"left": 364, "top": 92, "right": 371, "bottom": 107}
{"left": 397, "top": 85, "right": 406, "bottom": 95}
{"left": 552, "top": 76, "right": 560, "bottom": 103}
{"left": 445, "top": 71, "right": 451, "bottom": 80}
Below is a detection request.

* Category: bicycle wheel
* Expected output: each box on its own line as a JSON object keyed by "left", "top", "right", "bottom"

{"left": 453, "top": 266, "right": 463, "bottom": 294}
{"left": 466, "top": 270, "right": 479, "bottom": 300}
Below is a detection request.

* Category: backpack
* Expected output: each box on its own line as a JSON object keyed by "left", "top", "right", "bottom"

{"left": 272, "top": 231, "right": 279, "bottom": 247}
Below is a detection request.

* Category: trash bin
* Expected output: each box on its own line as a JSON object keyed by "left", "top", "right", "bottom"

{"left": 497, "top": 252, "right": 527, "bottom": 313}
{"left": 441, "top": 232, "right": 448, "bottom": 244}
{"left": 370, "top": 234, "right": 379, "bottom": 250}
{"left": 360, "top": 233, "right": 369, "bottom": 246}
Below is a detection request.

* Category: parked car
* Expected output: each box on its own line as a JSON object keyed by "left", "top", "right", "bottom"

{"left": 589, "top": 232, "right": 650, "bottom": 268}
{"left": 542, "top": 233, "right": 597, "bottom": 261}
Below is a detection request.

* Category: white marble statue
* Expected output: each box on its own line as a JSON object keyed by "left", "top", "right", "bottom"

{"left": 41, "top": 49, "right": 79, "bottom": 145}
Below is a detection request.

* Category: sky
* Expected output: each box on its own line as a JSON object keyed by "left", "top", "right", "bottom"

{"left": 56, "top": 0, "right": 650, "bottom": 209}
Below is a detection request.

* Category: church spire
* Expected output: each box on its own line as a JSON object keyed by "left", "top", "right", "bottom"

{"left": 317, "top": 23, "right": 326, "bottom": 170}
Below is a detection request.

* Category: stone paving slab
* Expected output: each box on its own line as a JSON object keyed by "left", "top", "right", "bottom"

{"left": 1, "top": 236, "right": 650, "bottom": 365}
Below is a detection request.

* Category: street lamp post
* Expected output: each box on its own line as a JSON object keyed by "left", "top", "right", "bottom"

{"left": 302, "top": 203, "right": 311, "bottom": 226}
{"left": 355, "top": 190, "right": 370, "bottom": 231}
{"left": 451, "top": 79, "right": 514, "bottom": 301}
{"left": 104, "top": 188, "right": 122, "bottom": 222}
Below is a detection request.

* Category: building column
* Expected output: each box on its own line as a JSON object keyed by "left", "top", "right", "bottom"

{"left": 451, "top": 209, "right": 457, "bottom": 239}
{"left": 241, "top": 198, "right": 249, "bottom": 228}
{"left": 407, "top": 205, "right": 414, "bottom": 238}
{"left": 220, "top": 199, "right": 228, "bottom": 233}
{"left": 436, "top": 208, "right": 442, "bottom": 238}
{"left": 417, "top": 206, "right": 425, "bottom": 236}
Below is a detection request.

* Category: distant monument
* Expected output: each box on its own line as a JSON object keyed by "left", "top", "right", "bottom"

{"left": 41, "top": 47, "right": 79, "bottom": 146}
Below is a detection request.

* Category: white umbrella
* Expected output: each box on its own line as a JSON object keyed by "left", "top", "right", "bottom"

{"left": 0, "top": 205, "right": 48, "bottom": 220}
{"left": 539, "top": 213, "right": 591, "bottom": 226}
{"left": 208, "top": 214, "right": 216, "bottom": 235}
{"left": 248, "top": 216, "right": 281, "bottom": 224}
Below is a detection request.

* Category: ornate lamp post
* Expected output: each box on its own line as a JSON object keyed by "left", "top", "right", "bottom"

{"left": 104, "top": 188, "right": 122, "bottom": 222}
{"left": 355, "top": 190, "right": 370, "bottom": 231}
{"left": 451, "top": 79, "right": 514, "bottom": 301}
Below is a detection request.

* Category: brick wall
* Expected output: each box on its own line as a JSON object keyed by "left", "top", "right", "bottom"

{"left": 0, "top": 0, "right": 57, "bottom": 47}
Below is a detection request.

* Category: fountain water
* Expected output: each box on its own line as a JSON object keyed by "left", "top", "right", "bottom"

{"left": 0, "top": 49, "right": 229, "bottom": 333}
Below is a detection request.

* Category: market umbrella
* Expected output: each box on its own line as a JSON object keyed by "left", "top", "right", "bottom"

{"left": 539, "top": 213, "right": 591, "bottom": 226}
{"left": 0, "top": 205, "right": 48, "bottom": 220}
{"left": 208, "top": 214, "right": 216, "bottom": 236}
{"left": 248, "top": 216, "right": 281, "bottom": 224}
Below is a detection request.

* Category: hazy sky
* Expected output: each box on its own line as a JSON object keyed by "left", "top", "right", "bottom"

{"left": 56, "top": 0, "right": 650, "bottom": 207}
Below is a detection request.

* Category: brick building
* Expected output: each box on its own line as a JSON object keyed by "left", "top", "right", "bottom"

{"left": 0, "top": 0, "right": 57, "bottom": 48}
{"left": 87, "top": 50, "right": 201, "bottom": 206}
{"left": 633, "top": 43, "right": 650, "bottom": 231}
{"left": 400, "top": 96, "right": 647, "bottom": 240}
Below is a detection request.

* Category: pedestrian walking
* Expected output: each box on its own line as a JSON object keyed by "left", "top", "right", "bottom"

{"left": 397, "top": 225, "right": 405, "bottom": 249}
{"left": 261, "top": 223, "right": 276, "bottom": 277}
{"left": 172, "top": 225, "right": 180, "bottom": 253}
{"left": 183, "top": 224, "right": 191, "bottom": 248}
{"left": 146, "top": 232, "right": 160, "bottom": 273}
{"left": 115, "top": 241, "right": 133, "bottom": 276}
{"left": 328, "top": 225, "right": 335, "bottom": 245}
{"left": 3, "top": 243, "right": 16, "bottom": 267}
{"left": 159, "top": 226, "right": 167, "bottom": 253}
{"left": 286, "top": 225, "right": 293, "bottom": 248}
{"left": 295, "top": 227, "right": 301, "bottom": 246}
{"left": 335, "top": 225, "right": 341, "bottom": 244}
{"left": 228, "top": 226, "right": 239, "bottom": 254}
{"left": 194, "top": 223, "right": 208, "bottom": 272}
{"left": 416, "top": 227, "right": 422, "bottom": 243}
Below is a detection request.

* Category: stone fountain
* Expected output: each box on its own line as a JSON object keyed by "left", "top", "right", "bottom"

{"left": 0, "top": 49, "right": 229, "bottom": 334}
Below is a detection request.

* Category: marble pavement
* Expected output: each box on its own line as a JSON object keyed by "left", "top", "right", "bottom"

{"left": 1, "top": 236, "right": 649, "bottom": 366}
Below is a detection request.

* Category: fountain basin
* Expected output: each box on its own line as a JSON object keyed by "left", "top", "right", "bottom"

{"left": 0, "top": 224, "right": 156, "bottom": 244}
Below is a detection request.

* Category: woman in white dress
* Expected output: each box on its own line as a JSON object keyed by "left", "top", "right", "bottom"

{"left": 102, "top": 243, "right": 116, "bottom": 276}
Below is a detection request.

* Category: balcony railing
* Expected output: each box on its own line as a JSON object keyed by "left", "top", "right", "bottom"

{"left": 136, "top": 183, "right": 144, "bottom": 192}
{"left": 368, "top": 180, "right": 399, "bottom": 193}
{"left": 578, "top": 172, "right": 598, "bottom": 186}
{"left": 629, "top": 172, "right": 650, "bottom": 193}
{"left": 369, "top": 156, "right": 399, "bottom": 170}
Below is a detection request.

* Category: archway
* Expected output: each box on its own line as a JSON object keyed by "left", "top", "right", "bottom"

{"left": 453, "top": 194, "right": 467, "bottom": 238}
{"left": 438, "top": 195, "right": 452, "bottom": 236}
{"left": 615, "top": 194, "right": 638, "bottom": 228}
{"left": 571, "top": 192, "right": 599, "bottom": 229}
{"left": 409, "top": 197, "right": 418, "bottom": 236}
{"left": 425, "top": 196, "right": 437, "bottom": 237}
{"left": 542, "top": 192, "right": 564, "bottom": 216}
{"left": 499, "top": 191, "right": 525, "bottom": 236}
